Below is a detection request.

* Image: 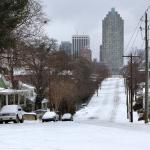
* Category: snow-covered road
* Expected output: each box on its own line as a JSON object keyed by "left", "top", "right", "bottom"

{"left": 75, "top": 76, "right": 128, "bottom": 123}
{"left": 1, "top": 77, "right": 150, "bottom": 150}
{"left": 0, "top": 121, "right": 150, "bottom": 150}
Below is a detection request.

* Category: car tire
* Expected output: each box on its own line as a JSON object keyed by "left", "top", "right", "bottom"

{"left": 42, "top": 120, "right": 44, "bottom": 122}
{"left": 20, "top": 118, "right": 24, "bottom": 123}
{"left": 0, "top": 121, "right": 3, "bottom": 124}
{"left": 5, "top": 121, "right": 9, "bottom": 124}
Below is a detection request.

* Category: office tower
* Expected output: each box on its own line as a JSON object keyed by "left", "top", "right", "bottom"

{"left": 72, "top": 35, "right": 90, "bottom": 59}
{"left": 59, "top": 41, "right": 72, "bottom": 55}
{"left": 100, "top": 8, "right": 124, "bottom": 74}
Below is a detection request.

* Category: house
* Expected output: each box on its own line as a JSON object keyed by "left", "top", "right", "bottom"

{"left": 0, "top": 74, "right": 36, "bottom": 111}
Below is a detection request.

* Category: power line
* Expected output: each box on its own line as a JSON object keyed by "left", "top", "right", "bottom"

{"left": 125, "top": 20, "right": 142, "bottom": 53}
{"left": 130, "top": 28, "right": 140, "bottom": 49}
{"left": 140, "top": 26, "right": 145, "bottom": 41}
{"left": 125, "top": 5, "right": 150, "bottom": 54}
{"left": 140, "top": 40, "right": 145, "bottom": 50}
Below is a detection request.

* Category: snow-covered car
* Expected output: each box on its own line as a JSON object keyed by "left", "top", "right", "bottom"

{"left": 42, "top": 111, "right": 59, "bottom": 122}
{"left": 61, "top": 113, "right": 73, "bottom": 121}
{"left": 0, "top": 105, "right": 24, "bottom": 124}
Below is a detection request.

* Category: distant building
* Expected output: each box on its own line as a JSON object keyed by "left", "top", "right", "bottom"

{"left": 100, "top": 8, "right": 124, "bottom": 74}
{"left": 80, "top": 48, "right": 92, "bottom": 62}
{"left": 93, "top": 58, "right": 97, "bottom": 63}
{"left": 72, "top": 35, "right": 90, "bottom": 59}
{"left": 59, "top": 41, "right": 72, "bottom": 55}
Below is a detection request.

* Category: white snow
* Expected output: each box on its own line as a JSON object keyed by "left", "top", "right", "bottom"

{"left": 42, "top": 98, "right": 49, "bottom": 104}
{"left": 0, "top": 77, "right": 150, "bottom": 150}
{"left": 20, "top": 82, "right": 36, "bottom": 102}
{"left": 62, "top": 113, "right": 72, "bottom": 119}
{"left": 74, "top": 77, "right": 138, "bottom": 123}
{"left": 42, "top": 111, "right": 56, "bottom": 119}
{"left": 0, "top": 121, "right": 150, "bottom": 150}
{"left": 13, "top": 68, "right": 31, "bottom": 76}
{"left": 0, "top": 105, "right": 19, "bottom": 113}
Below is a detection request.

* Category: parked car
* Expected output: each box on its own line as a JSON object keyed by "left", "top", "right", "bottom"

{"left": 62, "top": 113, "right": 73, "bottom": 121}
{"left": 34, "top": 109, "right": 47, "bottom": 119}
{"left": 42, "top": 111, "right": 59, "bottom": 122}
{"left": 0, "top": 105, "right": 24, "bottom": 124}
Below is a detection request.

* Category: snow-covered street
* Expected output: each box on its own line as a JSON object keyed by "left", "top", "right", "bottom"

{"left": 75, "top": 77, "right": 128, "bottom": 123}
{"left": 0, "top": 77, "right": 150, "bottom": 150}
{"left": 1, "top": 121, "right": 150, "bottom": 150}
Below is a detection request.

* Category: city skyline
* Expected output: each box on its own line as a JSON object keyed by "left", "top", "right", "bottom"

{"left": 42, "top": 0, "right": 149, "bottom": 61}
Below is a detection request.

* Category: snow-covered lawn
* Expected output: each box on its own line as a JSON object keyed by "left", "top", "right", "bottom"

{"left": 0, "top": 77, "right": 150, "bottom": 150}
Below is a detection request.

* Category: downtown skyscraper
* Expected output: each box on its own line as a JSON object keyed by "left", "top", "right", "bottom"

{"left": 72, "top": 35, "right": 90, "bottom": 59}
{"left": 100, "top": 8, "right": 124, "bottom": 74}
{"left": 60, "top": 41, "right": 72, "bottom": 55}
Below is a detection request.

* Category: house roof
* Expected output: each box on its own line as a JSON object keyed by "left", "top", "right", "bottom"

{"left": 0, "top": 89, "right": 29, "bottom": 95}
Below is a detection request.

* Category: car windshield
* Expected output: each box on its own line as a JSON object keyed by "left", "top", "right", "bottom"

{"left": 1, "top": 105, "right": 18, "bottom": 113}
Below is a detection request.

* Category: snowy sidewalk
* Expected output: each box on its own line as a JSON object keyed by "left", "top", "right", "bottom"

{"left": 74, "top": 77, "right": 137, "bottom": 123}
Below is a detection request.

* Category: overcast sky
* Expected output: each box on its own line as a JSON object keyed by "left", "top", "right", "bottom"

{"left": 41, "top": 0, "right": 150, "bottom": 60}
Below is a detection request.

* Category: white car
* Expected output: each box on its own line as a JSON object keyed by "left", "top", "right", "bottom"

{"left": 42, "top": 111, "right": 59, "bottom": 122}
{"left": 0, "top": 105, "right": 24, "bottom": 124}
{"left": 62, "top": 113, "right": 73, "bottom": 121}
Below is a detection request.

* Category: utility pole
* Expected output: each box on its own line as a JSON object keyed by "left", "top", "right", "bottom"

{"left": 123, "top": 54, "right": 139, "bottom": 122}
{"left": 125, "top": 77, "right": 129, "bottom": 119}
{"left": 144, "top": 11, "right": 149, "bottom": 123}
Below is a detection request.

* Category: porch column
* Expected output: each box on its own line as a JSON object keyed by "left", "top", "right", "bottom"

{"left": 6, "top": 95, "right": 8, "bottom": 105}
{"left": 24, "top": 96, "right": 26, "bottom": 106}
{"left": 13, "top": 94, "right": 15, "bottom": 104}
{"left": 18, "top": 95, "right": 20, "bottom": 105}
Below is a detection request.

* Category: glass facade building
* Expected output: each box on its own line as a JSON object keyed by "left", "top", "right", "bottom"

{"left": 100, "top": 8, "right": 124, "bottom": 74}
{"left": 72, "top": 35, "right": 90, "bottom": 59}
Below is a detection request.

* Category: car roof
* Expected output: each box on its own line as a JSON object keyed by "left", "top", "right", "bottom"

{"left": 1, "top": 105, "right": 21, "bottom": 113}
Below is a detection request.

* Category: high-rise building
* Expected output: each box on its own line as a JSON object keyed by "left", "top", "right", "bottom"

{"left": 100, "top": 8, "right": 124, "bottom": 74}
{"left": 59, "top": 41, "right": 72, "bottom": 55}
{"left": 72, "top": 35, "right": 90, "bottom": 59}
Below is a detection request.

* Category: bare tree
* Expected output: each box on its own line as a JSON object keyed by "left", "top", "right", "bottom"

{"left": 21, "top": 37, "right": 57, "bottom": 109}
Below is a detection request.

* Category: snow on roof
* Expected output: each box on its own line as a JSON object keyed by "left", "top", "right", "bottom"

{"left": 62, "top": 113, "right": 72, "bottom": 119}
{"left": 0, "top": 105, "right": 19, "bottom": 113}
{"left": 23, "top": 112, "right": 36, "bottom": 115}
{"left": 139, "top": 69, "right": 150, "bottom": 72}
{"left": 42, "top": 111, "right": 56, "bottom": 119}
{"left": 13, "top": 68, "right": 31, "bottom": 76}
{"left": 21, "top": 83, "right": 35, "bottom": 90}
{"left": 42, "top": 99, "right": 48, "bottom": 103}
{"left": 58, "top": 70, "right": 73, "bottom": 76}
{"left": 0, "top": 89, "right": 29, "bottom": 95}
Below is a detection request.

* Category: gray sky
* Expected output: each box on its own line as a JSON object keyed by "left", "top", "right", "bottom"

{"left": 41, "top": 0, "right": 150, "bottom": 60}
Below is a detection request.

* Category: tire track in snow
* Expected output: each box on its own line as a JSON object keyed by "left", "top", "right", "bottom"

{"left": 109, "top": 79, "right": 120, "bottom": 122}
